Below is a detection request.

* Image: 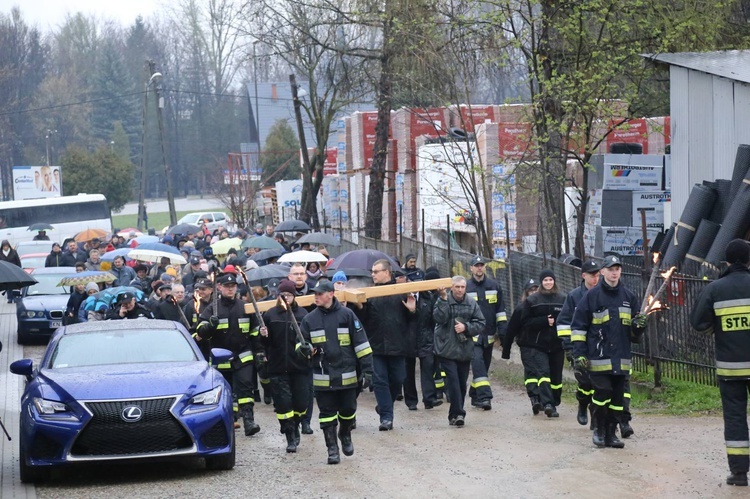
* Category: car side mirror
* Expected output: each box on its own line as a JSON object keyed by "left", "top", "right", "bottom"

{"left": 210, "top": 348, "right": 233, "bottom": 367}
{"left": 10, "top": 359, "right": 33, "bottom": 378}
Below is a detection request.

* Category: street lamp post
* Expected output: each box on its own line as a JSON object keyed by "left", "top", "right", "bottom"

{"left": 45, "top": 129, "right": 57, "bottom": 167}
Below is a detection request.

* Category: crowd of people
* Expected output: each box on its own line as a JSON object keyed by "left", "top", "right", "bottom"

{"left": 10, "top": 221, "right": 750, "bottom": 485}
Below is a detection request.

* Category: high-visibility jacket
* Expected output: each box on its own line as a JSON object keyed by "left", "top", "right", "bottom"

{"left": 301, "top": 297, "right": 373, "bottom": 391}
{"left": 261, "top": 302, "right": 310, "bottom": 375}
{"left": 691, "top": 264, "right": 750, "bottom": 380}
{"left": 197, "top": 295, "right": 262, "bottom": 368}
{"left": 556, "top": 282, "right": 589, "bottom": 348}
{"left": 512, "top": 290, "right": 566, "bottom": 353}
{"left": 571, "top": 280, "right": 643, "bottom": 375}
{"left": 466, "top": 275, "right": 508, "bottom": 346}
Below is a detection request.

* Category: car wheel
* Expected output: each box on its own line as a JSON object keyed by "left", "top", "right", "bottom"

{"left": 17, "top": 328, "right": 29, "bottom": 345}
{"left": 19, "top": 438, "right": 48, "bottom": 483}
{"left": 205, "top": 436, "right": 235, "bottom": 471}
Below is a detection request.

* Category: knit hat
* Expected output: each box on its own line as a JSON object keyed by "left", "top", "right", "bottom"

{"left": 166, "top": 267, "right": 178, "bottom": 277}
{"left": 424, "top": 268, "right": 441, "bottom": 281}
{"left": 725, "top": 239, "right": 750, "bottom": 265}
{"left": 332, "top": 271, "right": 348, "bottom": 284}
{"left": 277, "top": 279, "right": 297, "bottom": 295}
{"left": 85, "top": 282, "right": 99, "bottom": 293}
{"left": 539, "top": 269, "right": 555, "bottom": 282}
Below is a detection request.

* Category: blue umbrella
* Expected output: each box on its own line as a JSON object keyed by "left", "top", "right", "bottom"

{"left": 327, "top": 249, "right": 400, "bottom": 273}
{"left": 133, "top": 242, "right": 182, "bottom": 255}
{"left": 130, "top": 235, "right": 160, "bottom": 246}
{"left": 100, "top": 248, "right": 133, "bottom": 262}
{"left": 81, "top": 286, "right": 146, "bottom": 312}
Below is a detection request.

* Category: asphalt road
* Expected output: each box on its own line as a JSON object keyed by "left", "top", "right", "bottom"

{"left": 14, "top": 341, "right": 741, "bottom": 498}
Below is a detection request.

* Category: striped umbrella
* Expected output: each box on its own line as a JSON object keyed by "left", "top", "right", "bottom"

{"left": 57, "top": 271, "right": 116, "bottom": 287}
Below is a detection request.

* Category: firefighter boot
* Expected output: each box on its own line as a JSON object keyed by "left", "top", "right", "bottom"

{"left": 338, "top": 419, "right": 355, "bottom": 457}
{"left": 285, "top": 429, "right": 297, "bottom": 453}
{"left": 323, "top": 426, "right": 340, "bottom": 465}
{"left": 727, "top": 472, "right": 748, "bottom": 486}
{"left": 292, "top": 419, "right": 301, "bottom": 446}
{"left": 577, "top": 399, "right": 589, "bottom": 426}
{"left": 592, "top": 408, "right": 606, "bottom": 448}
{"left": 605, "top": 422, "right": 625, "bottom": 449}
{"left": 620, "top": 420, "right": 634, "bottom": 438}
{"left": 242, "top": 405, "right": 261, "bottom": 436}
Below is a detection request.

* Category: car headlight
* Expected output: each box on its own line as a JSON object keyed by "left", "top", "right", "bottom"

{"left": 184, "top": 386, "right": 223, "bottom": 415}
{"left": 23, "top": 311, "right": 44, "bottom": 318}
{"left": 32, "top": 397, "right": 77, "bottom": 420}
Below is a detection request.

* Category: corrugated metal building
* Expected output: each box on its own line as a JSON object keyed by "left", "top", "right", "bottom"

{"left": 647, "top": 50, "right": 750, "bottom": 218}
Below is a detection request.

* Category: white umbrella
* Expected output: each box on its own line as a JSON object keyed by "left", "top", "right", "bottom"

{"left": 277, "top": 250, "right": 328, "bottom": 264}
{"left": 127, "top": 248, "right": 187, "bottom": 265}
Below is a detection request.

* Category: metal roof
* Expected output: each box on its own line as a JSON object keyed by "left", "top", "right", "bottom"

{"left": 645, "top": 50, "right": 750, "bottom": 84}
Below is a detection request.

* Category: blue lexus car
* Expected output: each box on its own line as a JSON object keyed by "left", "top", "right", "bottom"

{"left": 10, "top": 319, "right": 235, "bottom": 482}
{"left": 14, "top": 266, "right": 77, "bottom": 345}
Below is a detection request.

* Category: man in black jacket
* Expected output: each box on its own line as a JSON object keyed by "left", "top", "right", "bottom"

{"left": 260, "top": 280, "right": 311, "bottom": 453}
{"left": 357, "top": 259, "right": 416, "bottom": 431}
{"left": 195, "top": 273, "right": 264, "bottom": 437}
{"left": 106, "top": 292, "right": 154, "bottom": 320}
{"left": 301, "top": 279, "right": 373, "bottom": 464}
{"left": 691, "top": 239, "right": 750, "bottom": 486}
{"left": 466, "top": 256, "right": 507, "bottom": 410}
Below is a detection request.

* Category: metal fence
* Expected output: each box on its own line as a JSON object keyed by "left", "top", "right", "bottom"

{"left": 329, "top": 230, "right": 716, "bottom": 386}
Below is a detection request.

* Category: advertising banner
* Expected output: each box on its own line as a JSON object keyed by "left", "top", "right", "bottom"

{"left": 607, "top": 118, "right": 649, "bottom": 154}
{"left": 632, "top": 190, "right": 670, "bottom": 230}
{"left": 13, "top": 166, "right": 62, "bottom": 199}
{"left": 602, "top": 154, "right": 663, "bottom": 190}
{"left": 498, "top": 123, "right": 533, "bottom": 160}
{"left": 602, "top": 227, "right": 660, "bottom": 256}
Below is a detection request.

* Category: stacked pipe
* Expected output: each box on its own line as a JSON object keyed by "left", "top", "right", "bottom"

{"left": 728, "top": 144, "right": 750, "bottom": 205}
{"left": 705, "top": 179, "right": 732, "bottom": 224}
{"left": 683, "top": 219, "right": 721, "bottom": 275}
{"left": 658, "top": 223, "right": 677, "bottom": 257}
{"left": 701, "top": 167, "right": 750, "bottom": 279}
{"left": 661, "top": 184, "right": 716, "bottom": 269}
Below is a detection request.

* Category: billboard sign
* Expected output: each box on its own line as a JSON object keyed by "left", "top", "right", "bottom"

{"left": 13, "top": 166, "right": 62, "bottom": 199}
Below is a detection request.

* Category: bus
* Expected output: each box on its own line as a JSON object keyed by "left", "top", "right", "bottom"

{"left": 0, "top": 194, "right": 112, "bottom": 245}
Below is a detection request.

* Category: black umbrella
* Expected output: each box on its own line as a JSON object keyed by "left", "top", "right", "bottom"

{"left": 250, "top": 248, "right": 285, "bottom": 262}
{"left": 274, "top": 219, "right": 311, "bottom": 233}
{"left": 167, "top": 223, "right": 204, "bottom": 236}
{"left": 295, "top": 232, "right": 340, "bottom": 247}
{"left": 27, "top": 223, "right": 54, "bottom": 231}
{"left": 327, "top": 249, "right": 400, "bottom": 273}
{"left": 242, "top": 264, "right": 291, "bottom": 286}
{"left": 0, "top": 261, "right": 38, "bottom": 291}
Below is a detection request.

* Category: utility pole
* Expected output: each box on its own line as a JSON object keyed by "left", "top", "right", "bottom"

{"left": 290, "top": 74, "right": 315, "bottom": 228}
{"left": 137, "top": 62, "right": 151, "bottom": 231}
{"left": 151, "top": 62, "right": 177, "bottom": 225}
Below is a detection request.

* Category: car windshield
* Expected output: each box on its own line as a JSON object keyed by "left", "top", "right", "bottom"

{"left": 26, "top": 273, "right": 70, "bottom": 296}
{"left": 16, "top": 241, "right": 54, "bottom": 258}
{"left": 21, "top": 255, "right": 46, "bottom": 270}
{"left": 48, "top": 328, "right": 197, "bottom": 368}
{"left": 177, "top": 214, "right": 200, "bottom": 225}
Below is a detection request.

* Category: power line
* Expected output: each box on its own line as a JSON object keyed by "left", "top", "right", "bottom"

{"left": 0, "top": 91, "right": 145, "bottom": 117}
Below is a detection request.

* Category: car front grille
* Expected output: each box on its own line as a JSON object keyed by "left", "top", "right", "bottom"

{"left": 49, "top": 310, "right": 64, "bottom": 319}
{"left": 201, "top": 421, "right": 229, "bottom": 448}
{"left": 31, "top": 432, "right": 64, "bottom": 460}
{"left": 72, "top": 397, "right": 193, "bottom": 457}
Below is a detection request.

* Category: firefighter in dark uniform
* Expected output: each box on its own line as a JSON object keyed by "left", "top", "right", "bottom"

{"left": 300, "top": 279, "right": 373, "bottom": 465}
{"left": 185, "top": 278, "right": 214, "bottom": 360}
{"left": 503, "top": 269, "right": 566, "bottom": 418}
{"left": 691, "top": 239, "right": 750, "bottom": 486}
{"left": 260, "top": 280, "right": 311, "bottom": 453}
{"left": 556, "top": 260, "right": 601, "bottom": 428}
{"left": 195, "top": 273, "right": 264, "bottom": 436}
{"left": 465, "top": 256, "right": 507, "bottom": 410}
{"left": 571, "top": 255, "right": 646, "bottom": 449}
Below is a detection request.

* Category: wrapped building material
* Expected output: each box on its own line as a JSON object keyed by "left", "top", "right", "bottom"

{"left": 728, "top": 144, "right": 750, "bottom": 206}
{"left": 662, "top": 184, "right": 716, "bottom": 269}
{"left": 701, "top": 177, "right": 750, "bottom": 279}
{"left": 706, "top": 179, "right": 732, "bottom": 224}
{"left": 683, "top": 219, "right": 721, "bottom": 276}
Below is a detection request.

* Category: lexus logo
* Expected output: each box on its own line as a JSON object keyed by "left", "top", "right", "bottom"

{"left": 120, "top": 405, "right": 143, "bottom": 423}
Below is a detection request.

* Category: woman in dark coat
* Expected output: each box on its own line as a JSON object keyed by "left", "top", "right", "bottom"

{"left": 0, "top": 240, "right": 21, "bottom": 267}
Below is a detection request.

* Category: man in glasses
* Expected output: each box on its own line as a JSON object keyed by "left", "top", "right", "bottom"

{"left": 356, "top": 259, "right": 416, "bottom": 431}
{"left": 288, "top": 261, "right": 317, "bottom": 435}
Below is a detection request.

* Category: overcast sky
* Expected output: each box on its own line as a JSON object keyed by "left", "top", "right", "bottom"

{"left": 3, "top": 0, "right": 160, "bottom": 32}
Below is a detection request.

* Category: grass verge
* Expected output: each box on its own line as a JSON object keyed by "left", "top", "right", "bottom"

{"left": 112, "top": 211, "right": 193, "bottom": 233}
{"left": 490, "top": 360, "right": 722, "bottom": 416}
